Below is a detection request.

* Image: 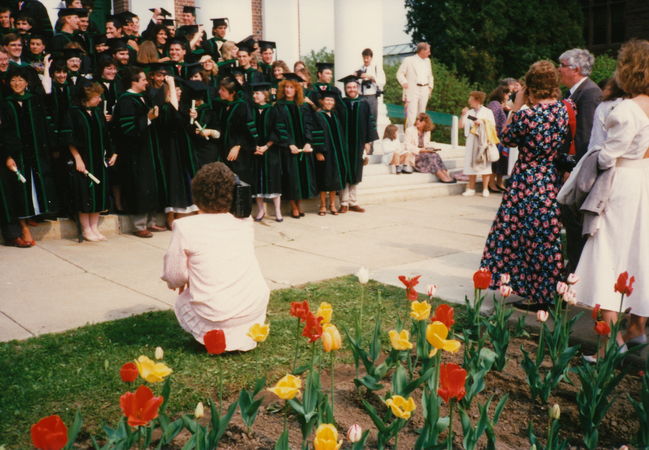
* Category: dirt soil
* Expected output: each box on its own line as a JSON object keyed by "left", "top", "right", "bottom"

{"left": 169, "top": 336, "right": 642, "bottom": 449}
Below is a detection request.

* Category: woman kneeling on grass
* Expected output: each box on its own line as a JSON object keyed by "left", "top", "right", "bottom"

{"left": 162, "top": 162, "right": 270, "bottom": 352}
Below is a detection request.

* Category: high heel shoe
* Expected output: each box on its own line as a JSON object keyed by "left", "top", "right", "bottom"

{"left": 329, "top": 207, "right": 338, "bottom": 216}
{"left": 254, "top": 212, "right": 265, "bottom": 222}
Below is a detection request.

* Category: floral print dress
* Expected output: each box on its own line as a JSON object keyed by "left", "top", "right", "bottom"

{"left": 480, "top": 101, "right": 571, "bottom": 304}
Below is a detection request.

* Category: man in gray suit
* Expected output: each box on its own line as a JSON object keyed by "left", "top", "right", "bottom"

{"left": 558, "top": 48, "right": 602, "bottom": 273}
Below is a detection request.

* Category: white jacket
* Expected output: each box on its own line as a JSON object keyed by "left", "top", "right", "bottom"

{"left": 396, "top": 55, "right": 434, "bottom": 100}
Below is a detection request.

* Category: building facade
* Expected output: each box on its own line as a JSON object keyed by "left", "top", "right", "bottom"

{"left": 580, "top": 0, "right": 649, "bottom": 54}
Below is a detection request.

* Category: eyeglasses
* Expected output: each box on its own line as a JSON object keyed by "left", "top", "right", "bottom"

{"left": 559, "top": 62, "right": 575, "bottom": 69}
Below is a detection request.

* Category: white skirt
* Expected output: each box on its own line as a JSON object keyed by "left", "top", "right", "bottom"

{"left": 575, "top": 158, "right": 649, "bottom": 316}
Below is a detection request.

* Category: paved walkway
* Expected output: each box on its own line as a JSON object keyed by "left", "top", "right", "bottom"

{"left": 0, "top": 196, "right": 502, "bottom": 341}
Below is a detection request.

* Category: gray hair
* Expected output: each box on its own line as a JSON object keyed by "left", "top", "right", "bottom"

{"left": 559, "top": 48, "right": 595, "bottom": 76}
{"left": 416, "top": 42, "right": 430, "bottom": 53}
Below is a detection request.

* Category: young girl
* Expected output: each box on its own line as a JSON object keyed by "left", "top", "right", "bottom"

{"left": 382, "top": 124, "right": 408, "bottom": 172}
{"left": 251, "top": 82, "right": 283, "bottom": 222}
{"left": 68, "top": 81, "right": 117, "bottom": 241}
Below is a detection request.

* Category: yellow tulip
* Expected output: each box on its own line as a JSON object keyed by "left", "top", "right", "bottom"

{"left": 268, "top": 374, "right": 302, "bottom": 400}
{"left": 313, "top": 423, "right": 342, "bottom": 450}
{"left": 134, "top": 355, "right": 172, "bottom": 383}
{"left": 410, "top": 301, "right": 431, "bottom": 321}
{"left": 426, "top": 321, "right": 461, "bottom": 357}
{"left": 388, "top": 329, "right": 413, "bottom": 351}
{"left": 385, "top": 395, "right": 416, "bottom": 420}
{"left": 154, "top": 346, "right": 164, "bottom": 360}
{"left": 247, "top": 323, "right": 270, "bottom": 343}
{"left": 194, "top": 401, "right": 204, "bottom": 419}
{"left": 316, "top": 302, "right": 333, "bottom": 324}
{"left": 322, "top": 324, "right": 342, "bottom": 352}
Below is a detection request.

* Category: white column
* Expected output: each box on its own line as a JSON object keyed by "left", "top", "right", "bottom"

{"left": 333, "top": 0, "right": 390, "bottom": 141}
{"left": 195, "top": 0, "right": 253, "bottom": 43}
{"left": 262, "top": 0, "right": 300, "bottom": 67}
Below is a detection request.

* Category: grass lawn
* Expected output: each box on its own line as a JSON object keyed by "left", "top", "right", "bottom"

{"left": 0, "top": 276, "right": 458, "bottom": 448}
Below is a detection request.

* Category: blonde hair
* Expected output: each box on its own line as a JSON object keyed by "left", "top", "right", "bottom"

{"left": 615, "top": 39, "right": 649, "bottom": 97}
{"left": 220, "top": 41, "right": 237, "bottom": 60}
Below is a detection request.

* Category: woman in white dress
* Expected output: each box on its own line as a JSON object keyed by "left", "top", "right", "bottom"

{"left": 459, "top": 91, "right": 495, "bottom": 197}
{"left": 162, "top": 162, "right": 270, "bottom": 352}
{"left": 575, "top": 40, "right": 649, "bottom": 350}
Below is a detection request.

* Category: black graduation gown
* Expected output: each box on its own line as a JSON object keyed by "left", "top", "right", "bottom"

{"left": 258, "top": 62, "right": 273, "bottom": 83}
{"left": 0, "top": 92, "right": 58, "bottom": 217}
{"left": 99, "top": 78, "right": 122, "bottom": 114}
{"left": 273, "top": 100, "right": 317, "bottom": 201}
{"left": 312, "top": 109, "right": 348, "bottom": 193}
{"left": 307, "top": 82, "right": 345, "bottom": 117}
{"left": 219, "top": 99, "right": 257, "bottom": 189}
{"left": 341, "top": 96, "right": 378, "bottom": 185}
{"left": 47, "top": 82, "right": 73, "bottom": 151}
{"left": 253, "top": 104, "right": 282, "bottom": 196}
{"left": 14, "top": 0, "right": 53, "bottom": 43}
{"left": 67, "top": 106, "right": 113, "bottom": 213}
{"left": 50, "top": 31, "right": 75, "bottom": 52}
{"left": 112, "top": 91, "right": 165, "bottom": 214}
{"left": 191, "top": 102, "right": 220, "bottom": 168}
{"left": 156, "top": 103, "right": 197, "bottom": 209}
{"left": 202, "top": 37, "right": 225, "bottom": 60}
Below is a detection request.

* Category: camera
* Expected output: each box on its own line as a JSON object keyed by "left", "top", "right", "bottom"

{"left": 230, "top": 176, "right": 252, "bottom": 218}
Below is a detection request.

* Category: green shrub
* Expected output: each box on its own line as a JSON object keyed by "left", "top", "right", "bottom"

{"left": 590, "top": 54, "right": 617, "bottom": 85}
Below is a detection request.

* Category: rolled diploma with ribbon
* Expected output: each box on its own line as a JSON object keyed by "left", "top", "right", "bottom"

{"left": 13, "top": 168, "right": 27, "bottom": 183}
{"left": 85, "top": 171, "right": 101, "bottom": 184}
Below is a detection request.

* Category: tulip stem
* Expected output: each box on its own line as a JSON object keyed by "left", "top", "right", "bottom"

{"left": 330, "top": 351, "right": 335, "bottom": 416}
{"left": 447, "top": 400, "right": 454, "bottom": 450}
{"left": 292, "top": 317, "right": 301, "bottom": 371}
{"left": 216, "top": 357, "right": 223, "bottom": 415}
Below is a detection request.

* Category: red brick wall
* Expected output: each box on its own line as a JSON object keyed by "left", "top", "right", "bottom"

{"left": 113, "top": 0, "right": 129, "bottom": 13}
{"left": 174, "top": 0, "right": 195, "bottom": 24}
{"left": 251, "top": 0, "right": 262, "bottom": 39}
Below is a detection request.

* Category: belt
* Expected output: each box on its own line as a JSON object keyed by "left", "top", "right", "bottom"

{"left": 416, "top": 83, "right": 429, "bottom": 87}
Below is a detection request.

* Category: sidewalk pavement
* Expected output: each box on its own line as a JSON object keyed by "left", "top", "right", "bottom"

{"left": 0, "top": 196, "right": 500, "bottom": 342}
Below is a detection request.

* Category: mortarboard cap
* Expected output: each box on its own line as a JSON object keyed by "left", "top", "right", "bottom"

{"left": 319, "top": 88, "right": 338, "bottom": 99}
{"left": 63, "top": 47, "right": 85, "bottom": 60}
{"left": 316, "top": 62, "right": 334, "bottom": 73}
{"left": 162, "top": 18, "right": 176, "bottom": 27}
{"left": 180, "top": 24, "right": 199, "bottom": 35}
{"left": 149, "top": 7, "right": 172, "bottom": 17}
{"left": 282, "top": 73, "right": 303, "bottom": 82}
{"left": 182, "top": 6, "right": 198, "bottom": 14}
{"left": 176, "top": 78, "right": 208, "bottom": 99}
{"left": 210, "top": 18, "right": 228, "bottom": 27}
{"left": 106, "top": 15, "right": 123, "bottom": 27}
{"left": 251, "top": 81, "right": 272, "bottom": 91}
{"left": 147, "top": 62, "right": 171, "bottom": 73}
{"left": 258, "top": 40, "right": 276, "bottom": 51}
{"left": 236, "top": 36, "right": 256, "bottom": 54}
{"left": 117, "top": 11, "right": 137, "bottom": 23}
{"left": 184, "top": 61, "right": 203, "bottom": 78}
{"left": 106, "top": 38, "right": 128, "bottom": 52}
{"left": 57, "top": 8, "right": 85, "bottom": 18}
{"left": 338, "top": 74, "right": 360, "bottom": 85}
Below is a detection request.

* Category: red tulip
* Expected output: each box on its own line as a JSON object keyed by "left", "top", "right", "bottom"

{"left": 406, "top": 287, "right": 419, "bottom": 301}
{"left": 204, "top": 329, "right": 227, "bottom": 354}
{"left": 438, "top": 363, "right": 466, "bottom": 403}
{"left": 31, "top": 415, "right": 68, "bottom": 450}
{"left": 594, "top": 320, "right": 610, "bottom": 336}
{"left": 431, "top": 304, "right": 455, "bottom": 329}
{"left": 591, "top": 304, "right": 600, "bottom": 321}
{"left": 398, "top": 275, "right": 421, "bottom": 289}
{"left": 120, "top": 385, "right": 164, "bottom": 427}
{"left": 473, "top": 268, "right": 492, "bottom": 290}
{"left": 290, "top": 300, "right": 311, "bottom": 322}
{"left": 301, "top": 312, "right": 323, "bottom": 343}
{"left": 120, "top": 362, "right": 139, "bottom": 383}
{"left": 614, "top": 272, "right": 635, "bottom": 297}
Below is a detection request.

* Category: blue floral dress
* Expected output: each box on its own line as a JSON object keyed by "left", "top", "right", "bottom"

{"left": 480, "top": 101, "right": 571, "bottom": 304}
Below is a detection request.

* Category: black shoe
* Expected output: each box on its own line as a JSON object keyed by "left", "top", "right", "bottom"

{"left": 513, "top": 300, "right": 548, "bottom": 312}
{"left": 254, "top": 213, "right": 265, "bottom": 222}
{"left": 440, "top": 179, "right": 457, "bottom": 184}
{"left": 275, "top": 217, "right": 284, "bottom": 222}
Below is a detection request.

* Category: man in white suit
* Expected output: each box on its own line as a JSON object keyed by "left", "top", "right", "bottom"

{"left": 397, "top": 42, "right": 434, "bottom": 127}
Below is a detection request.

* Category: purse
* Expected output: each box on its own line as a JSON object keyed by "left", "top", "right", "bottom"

{"left": 487, "top": 144, "right": 500, "bottom": 162}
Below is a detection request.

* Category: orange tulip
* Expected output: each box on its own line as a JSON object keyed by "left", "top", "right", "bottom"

{"left": 120, "top": 385, "right": 164, "bottom": 427}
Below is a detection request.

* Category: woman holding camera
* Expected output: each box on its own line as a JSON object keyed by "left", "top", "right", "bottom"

{"left": 162, "top": 162, "right": 269, "bottom": 352}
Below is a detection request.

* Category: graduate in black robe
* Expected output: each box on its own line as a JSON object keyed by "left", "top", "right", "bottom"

{"left": 13, "top": 0, "right": 53, "bottom": 43}
{"left": 217, "top": 76, "right": 257, "bottom": 191}
{"left": 50, "top": 8, "right": 80, "bottom": 52}
{"left": 201, "top": 18, "right": 227, "bottom": 60}
{"left": 111, "top": 66, "right": 166, "bottom": 238}
{"left": 312, "top": 89, "right": 349, "bottom": 215}
{"left": 187, "top": 81, "right": 220, "bottom": 168}
{"left": 257, "top": 40, "right": 275, "bottom": 83}
{"left": 154, "top": 76, "right": 199, "bottom": 229}
{"left": 306, "top": 62, "right": 345, "bottom": 118}
{"left": 0, "top": 66, "right": 57, "bottom": 244}
{"left": 67, "top": 81, "right": 117, "bottom": 241}
{"left": 338, "top": 75, "right": 378, "bottom": 213}
{"left": 94, "top": 56, "right": 122, "bottom": 114}
{"left": 273, "top": 75, "right": 317, "bottom": 218}
{"left": 250, "top": 81, "right": 283, "bottom": 222}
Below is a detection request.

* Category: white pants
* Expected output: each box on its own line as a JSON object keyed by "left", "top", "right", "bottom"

{"left": 339, "top": 183, "right": 358, "bottom": 207}
{"left": 405, "top": 86, "right": 431, "bottom": 127}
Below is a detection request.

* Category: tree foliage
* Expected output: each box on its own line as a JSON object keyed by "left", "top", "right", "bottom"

{"left": 301, "top": 47, "right": 334, "bottom": 82}
{"left": 405, "top": 0, "right": 585, "bottom": 87}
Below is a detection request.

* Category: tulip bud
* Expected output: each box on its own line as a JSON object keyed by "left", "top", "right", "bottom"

{"left": 356, "top": 267, "right": 369, "bottom": 285}
{"left": 549, "top": 403, "right": 560, "bottom": 420}
{"left": 194, "top": 401, "right": 204, "bottom": 419}
{"left": 500, "top": 274, "right": 511, "bottom": 285}
{"left": 347, "top": 424, "right": 362, "bottom": 443}
{"left": 556, "top": 281, "right": 568, "bottom": 295}
{"left": 536, "top": 310, "right": 549, "bottom": 322}
{"left": 154, "top": 346, "right": 164, "bottom": 360}
{"left": 426, "top": 284, "right": 437, "bottom": 299}
{"left": 499, "top": 285, "right": 512, "bottom": 298}
{"left": 567, "top": 273, "right": 579, "bottom": 285}
{"left": 563, "top": 288, "right": 577, "bottom": 305}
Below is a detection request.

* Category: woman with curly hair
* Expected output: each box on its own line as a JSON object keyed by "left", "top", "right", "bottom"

{"left": 574, "top": 40, "right": 649, "bottom": 357}
{"left": 479, "top": 60, "right": 571, "bottom": 311}
{"left": 162, "top": 162, "right": 270, "bottom": 351}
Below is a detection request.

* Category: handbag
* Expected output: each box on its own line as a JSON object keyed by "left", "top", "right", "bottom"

{"left": 230, "top": 176, "right": 252, "bottom": 218}
{"left": 487, "top": 144, "right": 500, "bottom": 163}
